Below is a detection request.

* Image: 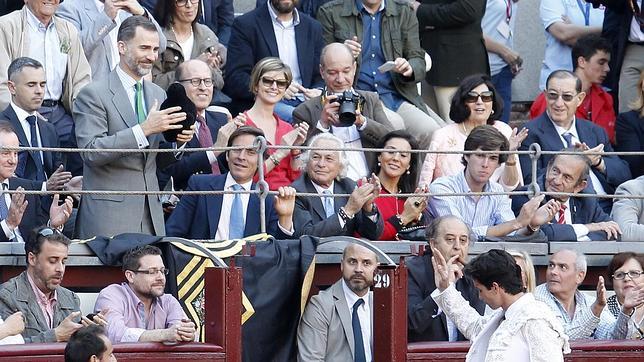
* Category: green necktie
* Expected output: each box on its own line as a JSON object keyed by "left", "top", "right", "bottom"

{"left": 135, "top": 81, "right": 146, "bottom": 123}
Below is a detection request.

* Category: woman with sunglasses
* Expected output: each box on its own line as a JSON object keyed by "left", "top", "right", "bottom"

{"left": 606, "top": 252, "right": 644, "bottom": 339}
{"left": 233, "top": 57, "right": 309, "bottom": 190}
{"left": 418, "top": 74, "right": 527, "bottom": 191}
{"left": 152, "top": 0, "right": 226, "bottom": 91}
{"left": 369, "top": 131, "right": 428, "bottom": 240}
{"left": 616, "top": 72, "right": 644, "bottom": 178}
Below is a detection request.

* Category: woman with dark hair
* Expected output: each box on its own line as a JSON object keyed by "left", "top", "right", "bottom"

{"left": 369, "top": 130, "right": 428, "bottom": 240}
{"left": 234, "top": 57, "right": 309, "bottom": 190}
{"left": 419, "top": 74, "right": 527, "bottom": 191}
{"left": 152, "top": 0, "right": 226, "bottom": 91}
{"left": 616, "top": 72, "right": 644, "bottom": 178}
{"left": 606, "top": 252, "right": 644, "bottom": 339}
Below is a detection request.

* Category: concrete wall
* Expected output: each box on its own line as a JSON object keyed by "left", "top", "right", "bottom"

{"left": 231, "top": 0, "right": 546, "bottom": 102}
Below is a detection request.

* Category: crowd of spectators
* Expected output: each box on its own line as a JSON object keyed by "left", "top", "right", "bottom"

{"left": 0, "top": 0, "right": 643, "bottom": 359}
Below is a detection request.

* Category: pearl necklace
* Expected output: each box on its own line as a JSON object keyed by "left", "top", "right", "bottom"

{"left": 171, "top": 24, "right": 193, "bottom": 42}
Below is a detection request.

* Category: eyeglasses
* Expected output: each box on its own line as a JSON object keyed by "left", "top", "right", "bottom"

{"left": 179, "top": 78, "right": 213, "bottom": 87}
{"left": 612, "top": 271, "right": 643, "bottom": 280}
{"left": 260, "top": 77, "right": 290, "bottom": 90}
{"left": 464, "top": 90, "right": 494, "bottom": 103}
{"left": 175, "top": 0, "right": 199, "bottom": 7}
{"left": 545, "top": 91, "right": 577, "bottom": 102}
{"left": 131, "top": 268, "right": 170, "bottom": 276}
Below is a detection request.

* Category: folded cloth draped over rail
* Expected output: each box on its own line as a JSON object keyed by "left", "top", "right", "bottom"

{"left": 79, "top": 233, "right": 320, "bottom": 362}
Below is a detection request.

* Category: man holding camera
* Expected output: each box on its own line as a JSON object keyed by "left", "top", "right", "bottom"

{"left": 293, "top": 43, "right": 393, "bottom": 180}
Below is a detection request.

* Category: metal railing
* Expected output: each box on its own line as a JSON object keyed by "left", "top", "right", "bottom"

{"left": 3, "top": 137, "right": 644, "bottom": 234}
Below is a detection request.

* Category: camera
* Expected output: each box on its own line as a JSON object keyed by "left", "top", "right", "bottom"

{"left": 325, "top": 90, "right": 365, "bottom": 127}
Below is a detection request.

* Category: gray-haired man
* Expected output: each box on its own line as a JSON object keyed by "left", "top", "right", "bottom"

{"left": 291, "top": 133, "right": 383, "bottom": 239}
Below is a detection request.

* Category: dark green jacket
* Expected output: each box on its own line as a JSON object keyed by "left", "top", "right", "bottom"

{"left": 317, "top": 0, "right": 428, "bottom": 114}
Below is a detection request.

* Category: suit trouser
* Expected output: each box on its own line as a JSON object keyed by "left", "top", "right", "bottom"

{"left": 382, "top": 101, "right": 446, "bottom": 151}
{"left": 618, "top": 43, "right": 644, "bottom": 113}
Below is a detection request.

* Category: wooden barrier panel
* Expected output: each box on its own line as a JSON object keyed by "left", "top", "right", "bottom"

{"left": 373, "top": 261, "right": 409, "bottom": 362}
{"left": 204, "top": 266, "right": 242, "bottom": 361}
{"left": 0, "top": 342, "right": 225, "bottom": 362}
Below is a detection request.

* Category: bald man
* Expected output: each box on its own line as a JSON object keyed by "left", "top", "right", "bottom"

{"left": 157, "top": 59, "right": 232, "bottom": 191}
{"left": 293, "top": 43, "right": 394, "bottom": 181}
{"left": 298, "top": 244, "right": 378, "bottom": 361}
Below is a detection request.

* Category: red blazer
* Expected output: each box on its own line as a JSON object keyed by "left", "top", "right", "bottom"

{"left": 530, "top": 84, "right": 616, "bottom": 144}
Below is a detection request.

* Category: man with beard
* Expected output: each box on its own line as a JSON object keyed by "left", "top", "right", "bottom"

{"left": 93, "top": 245, "right": 196, "bottom": 343}
{"left": 224, "top": 0, "right": 324, "bottom": 121}
{"left": 298, "top": 243, "right": 378, "bottom": 361}
{"left": 407, "top": 216, "right": 486, "bottom": 342}
{"left": 73, "top": 16, "right": 194, "bottom": 239}
{"left": 0, "top": 227, "right": 107, "bottom": 343}
{"left": 511, "top": 151, "right": 621, "bottom": 241}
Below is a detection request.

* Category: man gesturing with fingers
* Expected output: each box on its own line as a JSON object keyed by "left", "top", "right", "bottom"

{"left": 431, "top": 248, "right": 569, "bottom": 361}
{"left": 74, "top": 16, "right": 194, "bottom": 239}
{"left": 535, "top": 249, "right": 632, "bottom": 340}
{"left": 0, "top": 228, "right": 107, "bottom": 343}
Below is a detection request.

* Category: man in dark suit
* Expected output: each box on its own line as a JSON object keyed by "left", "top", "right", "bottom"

{"left": 166, "top": 126, "right": 296, "bottom": 240}
{"left": 407, "top": 215, "right": 485, "bottom": 342}
{"left": 157, "top": 59, "right": 230, "bottom": 191}
{"left": 519, "top": 70, "right": 631, "bottom": 213}
{"left": 512, "top": 152, "right": 621, "bottom": 241}
{"left": 1, "top": 57, "right": 72, "bottom": 191}
{"left": 293, "top": 43, "right": 393, "bottom": 180}
{"left": 223, "top": 0, "right": 324, "bottom": 120}
{"left": 292, "top": 133, "right": 383, "bottom": 239}
{"left": 0, "top": 121, "right": 72, "bottom": 242}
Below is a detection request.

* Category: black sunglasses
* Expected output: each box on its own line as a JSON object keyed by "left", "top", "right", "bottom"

{"left": 464, "top": 90, "right": 494, "bottom": 103}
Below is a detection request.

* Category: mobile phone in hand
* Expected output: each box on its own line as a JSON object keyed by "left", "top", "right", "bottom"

{"left": 378, "top": 61, "right": 396, "bottom": 73}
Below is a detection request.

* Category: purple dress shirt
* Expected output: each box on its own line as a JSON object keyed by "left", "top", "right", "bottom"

{"left": 94, "top": 282, "right": 186, "bottom": 343}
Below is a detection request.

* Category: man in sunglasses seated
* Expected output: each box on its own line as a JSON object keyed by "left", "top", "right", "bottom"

{"left": 0, "top": 228, "right": 107, "bottom": 343}
{"left": 530, "top": 35, "right": 616, "bottom": 145}
{"left": 519, "top": 70, "right": 630, "bottom": 214}
{"left": 93, "top": 245, "right": 196, "bottom": 343}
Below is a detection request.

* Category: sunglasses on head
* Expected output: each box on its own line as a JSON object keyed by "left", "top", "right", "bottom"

{"left": 464, "top": 90, "right": 494, "bottom": 103}
{"left": 37, "top": 227, "right": 59, "bottom": 238}
{"left": 260, "top": 77, "right": 290, "bottom": 90}
{"left": 545, "top": 91, "right": 577, "bottom": 102}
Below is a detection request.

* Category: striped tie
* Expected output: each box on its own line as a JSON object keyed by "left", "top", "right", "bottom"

{"left": 557, "top": 204, "right": 567, "bottom": 224}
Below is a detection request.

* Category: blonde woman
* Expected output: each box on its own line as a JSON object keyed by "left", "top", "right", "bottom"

{"left": 508, "top": 250, "right": 536, "bottom": 293}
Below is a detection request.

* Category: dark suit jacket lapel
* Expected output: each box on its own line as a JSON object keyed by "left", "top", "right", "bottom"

{"left": 305, "top": 176, "right": 327, "bottom": 220}
{"left": 2, "top": 107, "right": 31, "bottom": 177}
{"left": 332, "top": 281, "right": 355, "bottom": 358}
{"left": 206, "top": 175, "right": 226, "bottom": 237}
{"left": 245, "top": 183, "right": 260, "bottom": 235}
{"left": 109, "top": 71, "right": 138, "bottom": 129}
{"left": 257, "top": 5, "right": 279, "bottom": 56}
{"left": 539, "top": 114, "right": 566, "bottom": 150}
{"left": 295, "top": 20, "right": 309, "bottom": 86}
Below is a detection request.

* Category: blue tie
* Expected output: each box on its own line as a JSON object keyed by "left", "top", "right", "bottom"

{"left": 228, "top": 184, "right": 245, "bottom": 239}
{"left": 352, "top": 298, "right": 366, "bottom": 362}
{"left": 0, "top": 184, "right": 8, "bottom": 221}
{"left": 562, "top": 132, "right": 574, "bottom": 148}
{"left": 322, "top": 190, "right": 334, "bottom": 218}
{"left": 26, "top": 116, "right": 46, "bottom": 181}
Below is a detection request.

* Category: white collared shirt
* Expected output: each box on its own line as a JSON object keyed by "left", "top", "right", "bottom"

{"left": 215, "top": 173, "right": 253, "bottom": 240}
{"left": 266, "top": 0, "right": 303, "bottom": 87}
{"left": 115, "top": 65, "right": 150, "bottom": 149}
{"left": 11, "top": 102, "right": 44, "bottom": 163}
{"left": 25, "top": 8, "right": 67, "bottom": 102}
{"left": 94, "top": 0, "right": 123, "bottom": 70}
{"left": 549, "top": 117, "right": 606, "bottom": 195}
{"left": 341, "top": 279, "right": 372, "bottom": 362}
{"left": 0, "top": 180, "right": 24, "bottom": 243}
